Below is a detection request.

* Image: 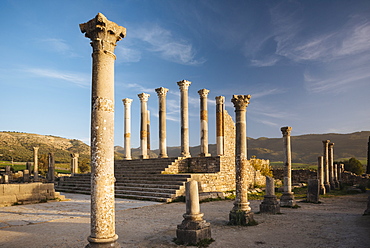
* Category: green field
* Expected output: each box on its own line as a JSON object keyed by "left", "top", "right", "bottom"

{"left": 270, "top": 161, "right": 317, "bottom": 170}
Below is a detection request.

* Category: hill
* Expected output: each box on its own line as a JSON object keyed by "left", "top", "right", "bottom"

{"left": 115, "top": 131, "right": 370, "bottom": 164}
{"left": 0, "top": 131, "right": 90, "bottom": 163}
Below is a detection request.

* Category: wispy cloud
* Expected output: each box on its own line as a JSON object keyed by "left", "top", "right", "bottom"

{"left": 24, "top": 67, "right": 89, "bottom": 87}
{"left": 122, "top": 83, "right": 155, "bottom": 94}
{"left": 39, "top": 38, "right": 78, "bottom": 57}
{"left": 115, "top": 46, "right": 142, "bottom": 63}
{"left": 250, "top": 57, "right": 279, "bottom": 67}
{"left": 131, "top": 24, "right": 206, "bottom": 65}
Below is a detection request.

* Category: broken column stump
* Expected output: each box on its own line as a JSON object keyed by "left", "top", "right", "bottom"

{"left": 307, "top": 179, "right": 320, "bottom": 203}
{"left": 260, "top": 176, "right": 280, "bottom": 214}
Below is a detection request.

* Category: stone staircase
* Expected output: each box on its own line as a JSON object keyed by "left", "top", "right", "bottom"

{"left": 55, "top": 157, "right": 191, "bottom": 202}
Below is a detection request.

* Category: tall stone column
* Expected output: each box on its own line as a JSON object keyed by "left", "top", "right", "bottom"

{"left": 80, "top": 13, "right": 125, "bottom": 248}
{"left": 322, "top": 140, "right": 331, "bottom": 193}
{"left": 147, "top": 110, "right": 151, "bottom": 153}
{"left": 229, "top": 95, "right": 256, "bottom": 226}
{"left": 33, "top": 147, "right": 39, "bottom": 181}
{"left": 71, "top": 153, "right": 79, "bottom": 174}
{"left": 138, "top": 93, "right": 150, "bottom": 159}
{"left": 367, "top": 136, "right": 370, "bottom": 174}
{"left": 280, "top": 126, "right": 296, "bottom": 207}
{"left": 48, "top": 152, "right": 55, "bottom": 183}
{"left": 215, "top": 96, "right": 225, "bottom": 156}
{"left": 177, "top": 80, "right": 192, "bottom": 157}
{"left": 155, "top": 87, "right": 169, "bottom": 158}
{"left": 317, "top": 156, "right": 326, "bottom": 195}
{"left": 328, "top": 142, "right": 335, "bottom": 190}
{"left": 122, "top": 98, "right": 133, "bottom": 160}
{"left": 198, "top": 89, "right": 211, "bottom": 157}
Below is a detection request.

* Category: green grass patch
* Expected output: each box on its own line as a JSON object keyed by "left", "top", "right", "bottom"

{"left": 270, "top": 161, "right": 316, "bottom": 170}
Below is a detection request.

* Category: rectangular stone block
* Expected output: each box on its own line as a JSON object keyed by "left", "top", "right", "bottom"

{"left": 0, "top": 195, "right": 17, "bottom": 205}
{"left": 4, "top": 184, "right": 20, "bottom": 195}
{"left": 307, "top": 179, "right": 320, "bottom": 203}
{"left": 19, "top": 184, "right": 37, "bottom": 194}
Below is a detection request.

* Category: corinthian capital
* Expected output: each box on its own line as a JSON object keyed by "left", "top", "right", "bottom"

{"left": 281, "top": 126, "right": 292, "bottom": 136}
{"left": 122, "top": 98, "right": 133, "bottom": 106}
{"left": 155, "top": 87, "right": 169, "bottom": 97}
{"left": 231, "top": 95, "right": 251, "bottom": 110}
{"left": 215, "top": 96, "right": 225, "bottom": 104}
{"left": 177, "top": 80, "right": 192, "bottom": 91}
{"left": 79, "top": 13, "right": 126, "bottom": 54}
{"left": 198, "top": 89, "right": 210, "bottom": 98}
{"left": 138, "top": 93, "right": 150, "bottom": 102}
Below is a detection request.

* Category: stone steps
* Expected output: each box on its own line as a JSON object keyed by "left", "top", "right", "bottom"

{"left": 56, "top": 158, "right": 189, "bottom": 202}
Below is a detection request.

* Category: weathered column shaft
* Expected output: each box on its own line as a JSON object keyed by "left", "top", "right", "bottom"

{"left": 186, "top": 180, "right": 201, "bottom": 216}
{"left": 71, "top": 153, "right": 79, "bottom": 174}
{"left": 177, "top": 80, "right": 191, "bottom": 157}
{"left": 328, "top": 142, "right": 335, "bottom": 189}
{"left": 147, "top": 110, "right": 151, "bottom": 152}
{"left": 155, "top": 87, "right": 169, "bottom": 158}
{"left": 198, "top": 89, "right": 210, "bottom": 157}
{"left": 122, "top": 98, "right": 133, "bottom": 160}
{"left": 80, "top": 13, "right": 125, "bottom": 247}
{"left": 317, "top": 156, "right": 326, "bottom": 194}
{"left": 322, "top": 140, "right": 331, "bottom": 192}
{"left": 367, "top": 136, "right": 370, "bottom": 174}
{"left": 281, "top": 127, "right": 292, "bottom": 193}
{"left": 48, "top": 152, "right": 55, "bottom": 183}
{"left": 33, "top": 147, "right": 39, "bottom": 181}
{"left": 138, "top": 93, "right": 150, "bottom": 159}
{"left": 215, "top": 96, "right": 225, "bottom": 156}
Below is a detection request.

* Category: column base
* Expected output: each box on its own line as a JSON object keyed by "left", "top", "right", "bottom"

{"left": 330, "top": 181, "right": 336, "bottom": 190}
{"left": 280, "top": 192, "right": 296, "bottom": 207}
{"left": 159, "top": 154, "right": 168, "bottom": 158}
{"left": 228, "top": 209, "right": 257, "bottom": 226}
{"left": 176, "top": 219, "right": 211, "bottom": 245}
{"left": 140, "top": 155, "right": 149, "bottom": 159}
{"left": 86, "top": 235, "right": 120, "bottom": 248}
{"left": 199, "top": 153, "right": 211, "bottom": 157}
{"left": 259, "top": 195, "right": 280, "bottom": 214}
{"left": 181, "top": 153, "right": 191, "bottom": 158}
{"left": 324, "top": 183, "right": 331, "bottom": 193}
{"left": 319, "top": 185, "right": 326, "bottom": 195}
{"left": 334, "top": 180, "right": 340, "bottom": 189}
{"left": 123, "top": 157, "right": 132, "bottom": 160}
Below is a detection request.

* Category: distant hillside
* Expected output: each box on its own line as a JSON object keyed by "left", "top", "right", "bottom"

{"left": 115, "top": 131, "right": 370, "bottom": 164}
{"left": 0, "top": 132, "right": 90, "bottom": 163}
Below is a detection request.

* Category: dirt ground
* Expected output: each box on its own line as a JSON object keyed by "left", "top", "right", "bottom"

{"left": 1, "top": 192, "right": 369, "bottom": 248}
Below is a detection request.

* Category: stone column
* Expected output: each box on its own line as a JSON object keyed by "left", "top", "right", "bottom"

{"left": 176, "top": 180, "right": 211, "bottom": 245}
{"left": 339, "top": 163, "right": 344, "bottom": 183}
{"left": 280, "top": 127, "right": 295, "bottom": 207}
{"left": 317, "top": 156, "right": 326, "bottom": 195}
{"left": 334, "top": 163, "right": 339, "bottom": 188}
{"left": 80, "top": 13, "right": 125, "bottom": 248}
{"left": 367, "top": 136, "right": 370, "bottom": 174}
{"left": 322, "top": 140, "right": 331, "bottom": 193}
{"left": 229, "top": 95, "right": 256, "bottom": 226}
{"left": 307, "top": 179, "right": 320, "bottom": 203}
{"left": 33, "top": 147, "right": 39, "bottom": 181}
{"left": 71, "top": 153, "right": 79, "bottom": 174}
{"left": 259, "top": 176, "right": 280, "bottom": 214}
{"left": 48, "top": 152, "right": 55, "bottom": 183}
{"left": 147, "top": 110, "right": 151, "bottom": 153}
{"left": 23, "top": 170, "right": 30, "bottom": 183}
{"left": 155, "top": 87, "right": 169, "bottom": 158}
{"left": 215, "top": 96, "right": 225, "bottom": 156}
{"left": 328, "top": 142, "right": 335, "bottom": 190}
{"left": 122, "top": 98, "right": 133, "bottom": 160}
{"left": 198, "top": 89, "right": 211, "bottom": 157}
{"left": 138, "top": 93, "right": 150, "bottom": 159}
{"left": 177, "top": 80, "right": 192, "bottom": 158}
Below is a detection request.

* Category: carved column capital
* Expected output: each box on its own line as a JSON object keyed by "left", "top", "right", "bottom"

{"left": 215, "top": 96, "right": 225, "bottom": 104}
{"left": 138, "top": 93, "right": 150, "bottom": 102}
{"left": 79, "top": 13, "right": 126, "bottom": 55}
{"left": 177, "top": 80, "right": 192, "bottom": 91}
{"left": 322, "top": 140, "right": 330, "bottom": 145}
{"left": 281, "top": 126, "right": 292, "bottom": 136}
{"left": 198, "top": 89, "right": 210, "bottom": 98}
{"left": 155, "top": 87, "right": 169, "bottom": 97}
{"left": 33, "top": 147, "right": 39, "bottom": 152}
{"left": 70, "top": 153, "right": 79, "bottom": 158}
{"left": 122, "top": 98, "right": 133, "bottom": 106}
{"left": 329, "top": 142, "right": 335, "bottom": 148}
{"left": 231, "top": 95, "right": 251, "bottom": 110}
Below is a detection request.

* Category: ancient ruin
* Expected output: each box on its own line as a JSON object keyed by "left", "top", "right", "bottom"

{"left": 80, "top": 13, "right": 126, "bottom": 248}
{"left": 322, "top": 140, "right": 331, "bottom": 193}
{"left": 317, "top": 156, "right": 326, "bottom": 194}
{"left": 155, "top": 87, "right": 169, "bottom": 158}
{"left": 260, "top": 176, "right": 280, "bottom": 214}
{"left": 122, "top": 98, "right": 133, "bottom": 160}
{"left": 177, "top": 80, "right": 192, "bottom": 158}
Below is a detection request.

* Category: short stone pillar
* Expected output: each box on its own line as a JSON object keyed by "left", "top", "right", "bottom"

{"left": 215, "top": 96, "right": 225, "bottom": 156}
{"left": 328, "top": 142, "right": 335, "bottom": 190}
{"left": 155, "top": 87, "right": 169, "bottom": 158}
{"left": 260, "top": 176, "right": 280, "bottom": 214}
{"left": 364, "top": 195, "right": 370, "bottom": 215}
{"left": 3, "top": 175, "right": 9, "bottom": 184}
{"left": 47, "top": 152, "right": 55, "bottom": 183}
{"left": 322, "top": 140, "right": 331, "bottom": 193}
{"left": 26, "top": 162, "right": 32, "bottom": 172}
{"left": 176, "top": 180, "right": 211, "bottom": 245}
{"left": 5, "top": 166, "right": 11, "bottom": 175}
{"left": 317, "top": 156, "right": 326, "bottom": 195}
{"left": 33, "top": 147, "right": 39, "bottom": 181}
{"left": 334, "top": 163, "right": 340, "bottom": 189}
{"left": 198, "top": 89, "right": 211, "bottom": 157}
{"left": 138, "top": 93, "right": 150, "bottom": 159}
{"left": 71, "top": 153, "right": 79, "bottom": 174}
{"left": 23, "top": 170, "right": 30, "bottom": 183}
{"left": 229, "top": 95, "right": 256, "bottom": 226}
{"left": 177, "top": 80, "right": 192, "bottom": 158}
{"left": 338, "top": 163, "right": 344, "bottom": 184}
{"left": 307, "top": 179, "right": 320, "bottom": 203}
{"left": 80, "top": 13, "right": 126, "bottom": 248}
{"left": 122, "top": 98, "right": 133, "bottom": 160}
{"left": 280, "top": 126, "right": 296, "bottom": 207}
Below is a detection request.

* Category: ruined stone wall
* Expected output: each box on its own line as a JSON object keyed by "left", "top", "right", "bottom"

{"left": 0, "top": 182, "right": 63, "bottom": 207}
{"left": 223, "top": 110, "right": 235, "bottom": 158}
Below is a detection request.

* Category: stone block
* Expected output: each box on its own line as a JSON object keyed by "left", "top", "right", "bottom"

{"left": 176, "top": 220, "right": 211, "bottom": 245}
{"left": 0, "top": 195, "right": 17, "bottom": 205}
{"left": 4, "top": 184, "right": 20, "bottom": 195}
{"left": 19, "top": 184, "right": 37, "bottom": 194}
{"left": 307, "top": 179, "right": 320, "bottom": 203}
{"left": 260, "top": 195, "right": 280, "bottom": 214}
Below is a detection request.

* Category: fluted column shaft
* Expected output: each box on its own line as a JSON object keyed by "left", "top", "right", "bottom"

{"left": 122, "top": 98, "right": 133, "bottom": 160}
{"left": 215, "top": 96, "right": 225, "bottom": 156}
{"left": 80, "top": 13, "right": 125, "bottom": 247}
{"left": 155, "top": 87, "right": 169, "bottom": 158}
{"left": 138, "top": 93, "right": 150, "bottom": 159}
{"left": 198, "top": 89, "right": 210, "bottom": 157}
{"left": 177, "top": 80, "right": 191, "bottom": 157}
{"left": 33, "top": 147, "right": 39, "bottom": 181}
{"left": 281, "top": 127, "right": 292, "bottom": 193}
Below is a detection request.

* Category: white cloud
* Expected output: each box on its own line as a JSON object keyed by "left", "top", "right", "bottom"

{"left": 250, "top": 57, "right": 279, "bottom": 67}
{"left": 39, "top": 38, "right": 77, "bottom": 57}
{"left": 122, "top": 83, "right": 155, "bottom": 94}
{"left": 24, "top": 68, "right": 89, "bottom": 87}
{"left": 131, "top": 24, "right": 206, "bottom": 65}
{"left": 115, "top": 46, "right": 142, "bottom": 63}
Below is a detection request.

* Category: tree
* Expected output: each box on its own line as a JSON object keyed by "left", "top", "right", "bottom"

{"left": 342, "top": 157, "right": 363, "bottom": 175}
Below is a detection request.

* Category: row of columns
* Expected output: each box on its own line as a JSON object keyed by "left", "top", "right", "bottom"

{"left": 319, "top": 140, "right": 342, "bottom": 194}
{"left": 122, "top": 82, "right": 225, "bottom": 159}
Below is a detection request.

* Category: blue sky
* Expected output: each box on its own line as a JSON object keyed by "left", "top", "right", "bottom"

{"left": 1, "top": 0, "right": 369, "bottom": 149}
